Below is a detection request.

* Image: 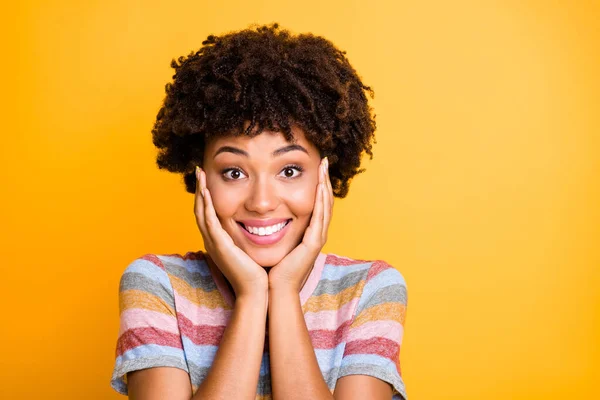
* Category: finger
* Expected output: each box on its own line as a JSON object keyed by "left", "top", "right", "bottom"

{"left": 322, "top": 173, "right": 332, "bottom": 241}
{"left": 319, "top": 157, "right": 326, "bottom": 184}
{"left": 200, "top": 167, "right": 207, "bottom": 192}
{"left": 194, "top": 166, "right": 203, "bottom": 214}
{"left": 201, "top": 174, "right": 230, "bottom": 244}
{"left": 194, "top": 166, "right": 212, "bottom": 247}
{"left": 204, "top": 187, "right": 237, "bottom": 250}
{"left": 202, "top": 169, "right": 216, "bottom": 233}
{"left": 306, "top": 181, "right": 325, "bottom": 246}
{"left": 201, "top": 170, "right": 240, "bottom": 248}
{"left": 306, "top": 159, "right": 326, "bottom": 235}
{"left": 324, "top": 157, "right": 333, "bottom": 213}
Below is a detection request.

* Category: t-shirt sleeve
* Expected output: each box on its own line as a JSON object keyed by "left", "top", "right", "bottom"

{"left": 110, "top": 256, "right": 189, "bottom": 395}
{"left": 338, "top": 260, "right": 409, "bottom": 400}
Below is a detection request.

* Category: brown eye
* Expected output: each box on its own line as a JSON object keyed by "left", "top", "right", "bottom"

{"left": 279, "top": 166, "right": 302, "bottom": 179}
{"left": 223, "top": 168, "right": 247, "bottom": 180}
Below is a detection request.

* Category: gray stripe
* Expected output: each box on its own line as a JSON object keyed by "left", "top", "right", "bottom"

{"left": 356, "top": 283, "right": 407, "bottom": 315}
{"left": 312, "top": 269, "right": 368, "bottom": 297}
{"left": 322, "top": 366, "right": 341, "bottom": 388}
{"left": 110, "top": 355, "right": 189, "bottom": 395}
{"left": 158, "top": 255, "right": 209, "bottom": 276}
{"left": 338, "top": 363, "right": 407, "bottom": 400}
{"left": 162, "top": 260, "right": 221, "bottom": 293}
{"left": 120, "top": 271, "right": 175, "bottom": 309}
{"left": 186, "top": 362, "right": 209, "bottom": 388}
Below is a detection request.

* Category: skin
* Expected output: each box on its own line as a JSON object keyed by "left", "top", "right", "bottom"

{"left": 201, "top": 125, "right": 323, "bottom": 288}
{"left": 126, "top": 124, "right": 393, "bottom": 399}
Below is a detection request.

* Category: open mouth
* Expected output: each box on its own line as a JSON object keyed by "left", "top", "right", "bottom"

{"left": 237, "top": 219, "right": 292, "bottom": 236}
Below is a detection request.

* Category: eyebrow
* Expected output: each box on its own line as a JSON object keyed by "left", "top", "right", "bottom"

{"left": 213, "top": 144, "right": 309, "bottom": 159}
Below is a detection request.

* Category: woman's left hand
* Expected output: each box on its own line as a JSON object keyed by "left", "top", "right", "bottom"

{"left": 268, "top": 157, "right": 333, "bottom": 292}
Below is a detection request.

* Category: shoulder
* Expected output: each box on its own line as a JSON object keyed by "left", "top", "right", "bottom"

{"left": 364, "top": 259, "right": 407, "bottom": 293}
{"left": 323, "top": 253, "right": 408, "bottom": 309}
{"left": 118, "top": 249, "right": 210, "bottom": 304}
{"left": 121, "top": 249, "right": 207, "bottom": 283}
{"left": 323, "top": 253, "right": 407, "bottom": 287}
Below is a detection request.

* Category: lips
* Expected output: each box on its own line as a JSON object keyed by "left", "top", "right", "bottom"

{"left": 237, "top": 218, "right": 291, "bottom": 227}
{"left": 236, "top": 218, "right": 292, "bottom": 246}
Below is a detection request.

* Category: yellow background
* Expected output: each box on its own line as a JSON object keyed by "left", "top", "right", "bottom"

{"left": 2, "top": 0, "right": 598, "bottom": 399}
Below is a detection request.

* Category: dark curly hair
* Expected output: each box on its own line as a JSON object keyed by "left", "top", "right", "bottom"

{"left": 151, "top": 23, "right": 376, "bottom": 198}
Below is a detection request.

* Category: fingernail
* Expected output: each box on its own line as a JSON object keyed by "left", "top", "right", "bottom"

{"left": 195, "top": 166, "right": 200, "bottom": 180}
{"left": 324, "top": 157, "right": 328, "bottom": 169}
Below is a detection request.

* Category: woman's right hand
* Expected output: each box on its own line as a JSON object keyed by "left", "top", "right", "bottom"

{"left": 194, "top": 166, "right": 268, "bottom": 300}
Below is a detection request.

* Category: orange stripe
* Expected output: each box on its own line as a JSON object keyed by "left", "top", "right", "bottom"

{"left": 170, "top": 274, "right": 232, "bottom": 309}
{"left": 302, "top": 281, "right": 366, "bottom": 313}
{"left": 119, "top": 289, "right": 175, "bottom": 315}
{"left": 351, "top": 302, "right": 407, "bottom": 327}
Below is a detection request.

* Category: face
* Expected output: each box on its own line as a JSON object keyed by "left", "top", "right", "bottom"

{"left": 202, "top": 124, "right": 322, "bottom": 267}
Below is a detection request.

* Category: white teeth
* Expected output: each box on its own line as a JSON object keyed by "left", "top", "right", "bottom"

{"left": 244, "top": 221, "right": 289, "bottom": 236}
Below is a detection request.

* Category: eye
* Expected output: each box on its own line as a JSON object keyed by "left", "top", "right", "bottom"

{"left": 279, "top": 165, "right": 303, "bottom": 179}
{"left": 222, "top": 168, "right": 247, "bottom": 181}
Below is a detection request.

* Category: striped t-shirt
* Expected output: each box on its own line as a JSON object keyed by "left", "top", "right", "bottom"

{"left": 110, "top": 250, "right": 408, "bottom": 399}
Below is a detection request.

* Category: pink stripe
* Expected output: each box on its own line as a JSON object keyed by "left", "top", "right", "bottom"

{"left": 300, "top": 252, "right": 327, "bottom": 305}
{"left": 343, "top": 337, "right": 399, "bottom": 361}
{"left": 119, "top": 309, "right": 179, "bottom": 336}
{"left": 174, "top": 292, "right": 232, "bottom": 326}
{"left": 309, "top": 320, "right": 352, "bottom": 349}
{"left": 304, "top": 297, "right": 359, "bottom": 330}
{"left": 325, "top": 253, "right": 368, "bottom": 266}
{"left": 178, "top": 312, "right": 226, "bottom": 345}
{"left": 367, "top": 260, "right": 392, "bottom": 281}
{"left": 140, "top": 254, "right": 166, "bottom": 271}
{"left": 117, "top": 327, "right": 183, "bottom": 356}
{"left": 346, "top": 320, "right": 404, "bottom": 343}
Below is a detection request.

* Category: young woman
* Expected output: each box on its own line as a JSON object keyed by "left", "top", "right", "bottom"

{"left": 110, "top": 23, "right": 408, "bottom": 400}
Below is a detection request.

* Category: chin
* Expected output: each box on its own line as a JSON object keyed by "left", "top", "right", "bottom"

{"left": 244, "top": 245, "right": 291, "bottom": 267}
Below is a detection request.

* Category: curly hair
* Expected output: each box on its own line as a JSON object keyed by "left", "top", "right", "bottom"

{"left": 151, "top": 23, "right": 376, "bottom": 198}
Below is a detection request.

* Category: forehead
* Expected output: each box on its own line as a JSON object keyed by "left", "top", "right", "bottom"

{"left": 206, "top": 125, "right": 319, "bottom": 156}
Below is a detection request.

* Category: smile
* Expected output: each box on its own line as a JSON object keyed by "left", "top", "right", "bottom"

{"left": 241, "top": 220, "right": 290, "bottom": 236}
{"left": 236, "top": 218, "right": 292, "bottom": 246}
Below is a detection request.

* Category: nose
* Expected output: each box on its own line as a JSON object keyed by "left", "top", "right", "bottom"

{"left": 244, "top": 176, "right": 279, "bottom": 214}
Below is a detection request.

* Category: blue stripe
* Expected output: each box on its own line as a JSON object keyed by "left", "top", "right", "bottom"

{"left": 182, "top": 339, "right": 277, "bottom": 377}
{"left": 158, "top": 254, "right": 212, "bottom": 276}
{"left": 124, "top": 259, "right": 173, "bottom": 289}
{"left": 341, "top": 353, "right": 400, "bottom": 371}
{"left": 315, "top": 342, "right": 345, "bottom": 366}
{"left": 181, "top": 337, "right": 219, "bottom": 367}
{"left": 116, "top": 343, "right": 185, "bottom": 364}
{"left": 360, "top": 268, "right": 406, "bottom": 307}
{"left": 320, "top": 262, "right": 371, "bottom": 280}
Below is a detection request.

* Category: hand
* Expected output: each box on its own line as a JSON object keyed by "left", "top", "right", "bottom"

{"left": 194, "top": 166, "right": 268, "bottom": 299}
{"left": 268, "top": 157, "right": 333, "bottom": 292}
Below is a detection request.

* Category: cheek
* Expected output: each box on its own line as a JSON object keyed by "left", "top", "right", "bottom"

{"left": 208, "top": 184, "right": 240, "bottom": 219}
{"left": 285, "top": 184, "right": 317, "bottom": 219}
